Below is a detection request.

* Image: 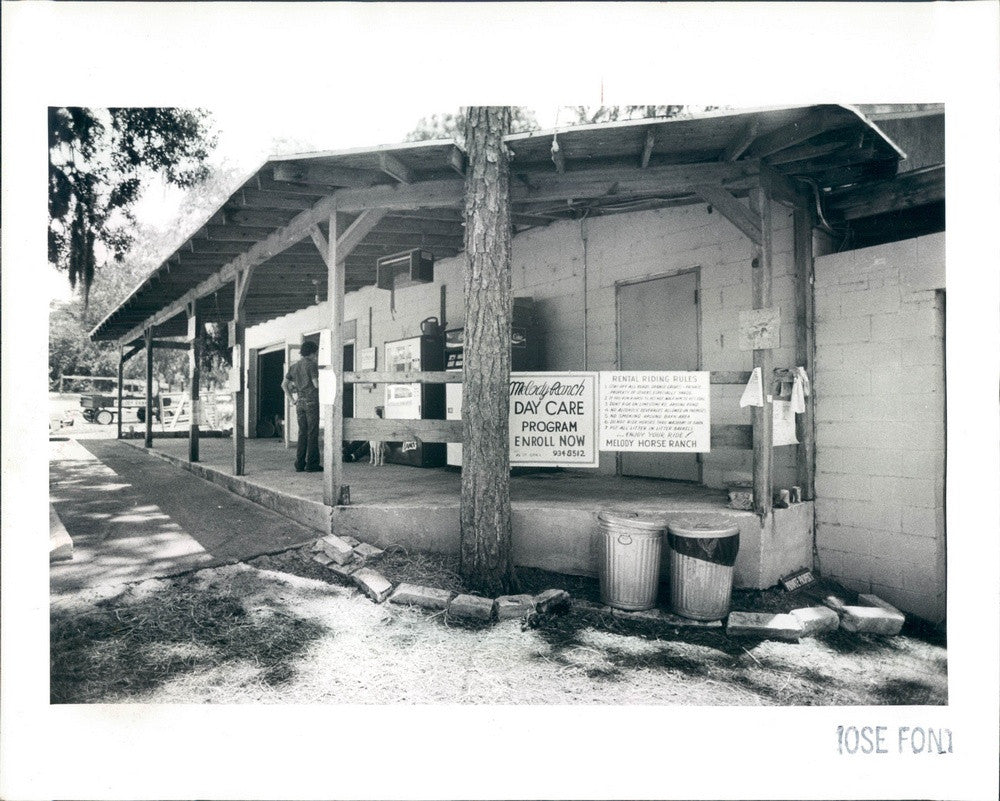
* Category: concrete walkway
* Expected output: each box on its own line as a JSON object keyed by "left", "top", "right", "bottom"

{"left": 49, "top": 438, "right": 317, "bottom": 593}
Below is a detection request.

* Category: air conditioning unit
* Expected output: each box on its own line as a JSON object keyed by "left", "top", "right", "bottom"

{"left": 376, "top": 249, "right": 434, "bottom": 290}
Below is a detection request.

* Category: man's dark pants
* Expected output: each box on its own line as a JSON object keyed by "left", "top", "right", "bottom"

{"left": 295, "top": 401, "right": 320, "bottom": 471}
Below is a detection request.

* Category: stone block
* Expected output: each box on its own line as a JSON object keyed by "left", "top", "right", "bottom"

{"left": 341, "top": 535, "right": 361, "bottom": 547}
{"left": 448, "top": 594, "right": 495, "bottom": 622}
{"left": 327, "top": 558, "right": 361, "bottom": 580}
{"left": 495, "top": 594, "right": 536, "bottom": 620}
{"left": 612, "top": 607, "right": 723, "bottom": 628}
{"left": 321, "top": 534, "right": 355, "bottom": 565}
{"left": 312, "top": 552, "right": 334, "bottom": 566}
{"left": 354, "top": 542, "right": 385, "bottom": 561}
{"left": 310, "top": 539, "right": 327, "bottom": 552}
{"left": 726, "top": 611, "right": 803, "bottom": 642}
{"left": 790, "top": 606, "right": 840, "bottom": 636}
{"left": 839, "top": 605, "right": 904, "bottom": 635}
{"left": 533, "top": 588, "right": 571, "bottom": 614}
{"left": 351, "top": 568, "right": 393, "bottom": 603}
{"left": 389, "top": 583, "right": 454, "bottom": 611}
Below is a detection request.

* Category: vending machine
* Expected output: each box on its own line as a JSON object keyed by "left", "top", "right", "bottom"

{"left": 384, "top": 323, "right": 446, "bottom": 467}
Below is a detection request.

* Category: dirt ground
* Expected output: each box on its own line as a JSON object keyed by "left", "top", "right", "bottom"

{"left": 51, "top": 546, "right": 948, "bottom": 705}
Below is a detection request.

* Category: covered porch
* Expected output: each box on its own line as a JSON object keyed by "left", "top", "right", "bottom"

{"left": 131, "top": 436, "right": 814, "bottom": 589}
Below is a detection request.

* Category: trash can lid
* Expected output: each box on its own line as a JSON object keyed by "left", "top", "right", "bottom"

{"left": 666, "top": 517, "right": 740, "bottom": 538}
{"left": 598, "top": 510, "right": 666, "bottom": 532}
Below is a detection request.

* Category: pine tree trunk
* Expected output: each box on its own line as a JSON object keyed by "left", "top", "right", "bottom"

{"left": 460, "top": 107, "right": 517, "bottom": 596}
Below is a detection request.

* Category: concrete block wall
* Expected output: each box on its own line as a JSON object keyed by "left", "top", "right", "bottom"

{"left": 813, "top": 232, "right": 946, "bottom": 622}
{"left": 247, "top": 200, "right": 804, "bottom": 488}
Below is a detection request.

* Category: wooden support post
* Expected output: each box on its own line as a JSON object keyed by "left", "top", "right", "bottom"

{"left": 749, "top": 180, "right": 773, "bottom": 518}
{"left": 116, "top": 346, "right": 125, "bottom": 440}
{"left": 323, "top": 211, "right": 346, "bottom": 506}
{"left": 144, "top": 329, "right": 154, "bottom": 448}
{"left": 794, "top": 203, "right": 817, "bottom": 500}
{"left": 188, "top": 303, "right": 202, "bottom": 463}
{"left": 233, "top": 272, "right": 247, "bottom": 476}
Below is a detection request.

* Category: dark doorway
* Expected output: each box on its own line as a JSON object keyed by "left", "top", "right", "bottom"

{"left": 343, "top": 342, "right": 355, "bottom": 418}
{"left": 257, "top": 349, "right": 286, "bottom": 438}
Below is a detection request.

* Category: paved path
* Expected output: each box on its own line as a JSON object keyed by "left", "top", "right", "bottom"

{"left": 49, "top": 438, "right": 317, "bottom": 593}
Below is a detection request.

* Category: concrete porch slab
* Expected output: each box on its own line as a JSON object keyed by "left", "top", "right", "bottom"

{"left": 127, "top": 437, "right": 814, "bottom": 589}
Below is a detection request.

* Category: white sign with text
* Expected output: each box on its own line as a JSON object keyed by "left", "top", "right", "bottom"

{"left": 599, "top": 371, "right": 711, "bottom": 452}
{"left": 509, "top": 372, "right": 599, "bottom": 467}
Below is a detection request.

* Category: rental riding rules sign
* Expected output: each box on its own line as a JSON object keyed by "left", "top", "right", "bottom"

{"left": 506, "top": 371, "right": 711, "bottom": 468}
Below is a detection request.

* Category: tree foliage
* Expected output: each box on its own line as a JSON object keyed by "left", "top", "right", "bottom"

{"left": 48, "top": 107, "right": 217, "bottom": 301}
{"left": 406, "top": 107, "right": 538, "bottom": 142}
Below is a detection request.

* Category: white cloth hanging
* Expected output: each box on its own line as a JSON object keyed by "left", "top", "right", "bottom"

{"left": 739, "top": 367, "right": 764, "bottom": 408}
{"left": 790, "top": 366, "right": 810, "bottom": 414}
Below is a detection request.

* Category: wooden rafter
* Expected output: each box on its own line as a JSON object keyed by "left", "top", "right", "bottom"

{"left": 272, "top": 162, "right": 382, "bottom": 188}
{"left": 826, "top": 164, "right": 944, "bottom": 221}
{"left": 721, "top": 115, "right": 760, "bottom": 162}
{"left": 744, "top": 108, "right": 837, "bottom": 160}
{"left": 693, "top": 184, "right": 762, "bottom": 245}
{"left": 378, "top": 152, "right": 413, "bottom": 184}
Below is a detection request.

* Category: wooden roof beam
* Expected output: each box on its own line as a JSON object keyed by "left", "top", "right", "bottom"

{"left": 744, "top": 108, "right": 840, "bottom": 160}
{"left": 826, "top": 164, "right": 944, "bottom": 221}
{"left": 378, "top": 152, "right": 413, "bottom": 184}
{"left": 721, "top": 115, "right": 760, "bottom": 162}
{"left": 693, "top": 183, "right": 762, "bottom": 245}
{"left": 272, "top": 162, "right": 383, "bottom": 188}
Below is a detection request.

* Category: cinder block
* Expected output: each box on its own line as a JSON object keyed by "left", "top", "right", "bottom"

{"left": 790, "top": 606, "right": 840, "bottom": 636}
{"left": 389, "top": 583, "right": 454, "bottom": 611}
{"left": 839, "top": 604, "right": 904, "bottom": 635}
{"left": 726, "top": 611, "right": 803, "bottom": 642}
{"left": 321, "top": 534, "right": 355, "bottom": 565}
{"left": 495, "top": 594, "right": 536, "bottom": 620}
{"left": 859, "top": 593, "right": 906, "bottom": 617}
{"left": 351, "top": 568, "right": 393, "bottom": 603}
{"left": 533, "top": 588, "right": 571, "bottom": 614}
{"left": 448, "top": 594, "right": 495, "bottom": 622}
{"left": 327, "top": 559, "right": 361, "bottom": 580}
{"left": 354, "top": 542, "right": 385, "bottom": 561}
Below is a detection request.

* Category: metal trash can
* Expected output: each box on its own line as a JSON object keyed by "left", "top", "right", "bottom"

{"left": 667, "top": 519, "right": 740, "bottom": 620}
{"left": 598, "top": 511, "right": 664, "bottom": 611}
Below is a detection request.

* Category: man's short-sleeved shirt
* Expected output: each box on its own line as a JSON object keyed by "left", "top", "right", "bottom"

{"left": 286, "top": 357, "right": 319, "bottom": 405}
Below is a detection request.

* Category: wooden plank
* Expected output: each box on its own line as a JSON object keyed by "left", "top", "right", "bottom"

{"left": 116, "top": 347, "right": 125, "bottom": 440}
{"left": 344, "top": 417, "right": 464, "bottom": 443}
{"left": 378, "top": 152, "right": 413, "bottom": 184}
{"left": 188, "top": 304, "right": 201, "bottom": 463}
{"left": 826, "top": 164, "right": 944, "bottom": 220}
{"left": 744, "top": 108, "right": 837, "bottom": 159}
{"left": 237, "top": 189, "right": 315, "bottom": 211}
{"left": 794, "top": 204, "right": 816, "bottom": 500}
{"left": 323, "top": 211, "right": 345, "bottom": 506}
{"left": 336, "top": 209, "right": 388, "bottom": 264}
{"left": 721, "top": 115, "right": 760, "bottom": 162}
{"left": 693, "top": 184, "right": 762, "bottom": 245}
{"left": 343, "top": 371, "right": 463, "bottom": 384}
{"left": 233, "top": 271, "right": 246, "bottom": 476}
{"left": 710, "top": 424, "right": 753, "bottom": 450}
{"left": 640, "top": 130, "right": 655, "bottom": 169}
{"left": 709, "top": 371, "right": 753, "bottom": 385}
{"left": 150, "top": 340, "right": 190, "bottom": 351}
{"left": 309, "top": 225, "right": 329, "bottom": 267}
{"left": 749, "top": 180, "right": 774, "bottom": 518}
{"left": 272, "top": 162, "right": 383, "bottom": 188}
{"left": 116, "top": 192, "right": 339, "bottom": 345}
{"left": 122, "top": 344, "right": 143, "bottom": 363}
{"left": 144, "top": 330, "right": 154, "bottom": 448}
{"left": 760, "top": 163, "right": 805, "bottom": 208}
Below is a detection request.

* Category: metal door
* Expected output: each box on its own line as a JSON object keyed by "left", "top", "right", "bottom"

{"left": 618, "top": 270, "right": 700, "bottom": 481}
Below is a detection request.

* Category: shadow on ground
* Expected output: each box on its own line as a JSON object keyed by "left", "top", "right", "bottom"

{"left": 51, "top": 571, "right": 328, "bottom": 703}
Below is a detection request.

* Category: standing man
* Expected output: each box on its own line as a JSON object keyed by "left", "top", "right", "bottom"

{"left": 282, "top": 341, "right": 321, "bottom": 472}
